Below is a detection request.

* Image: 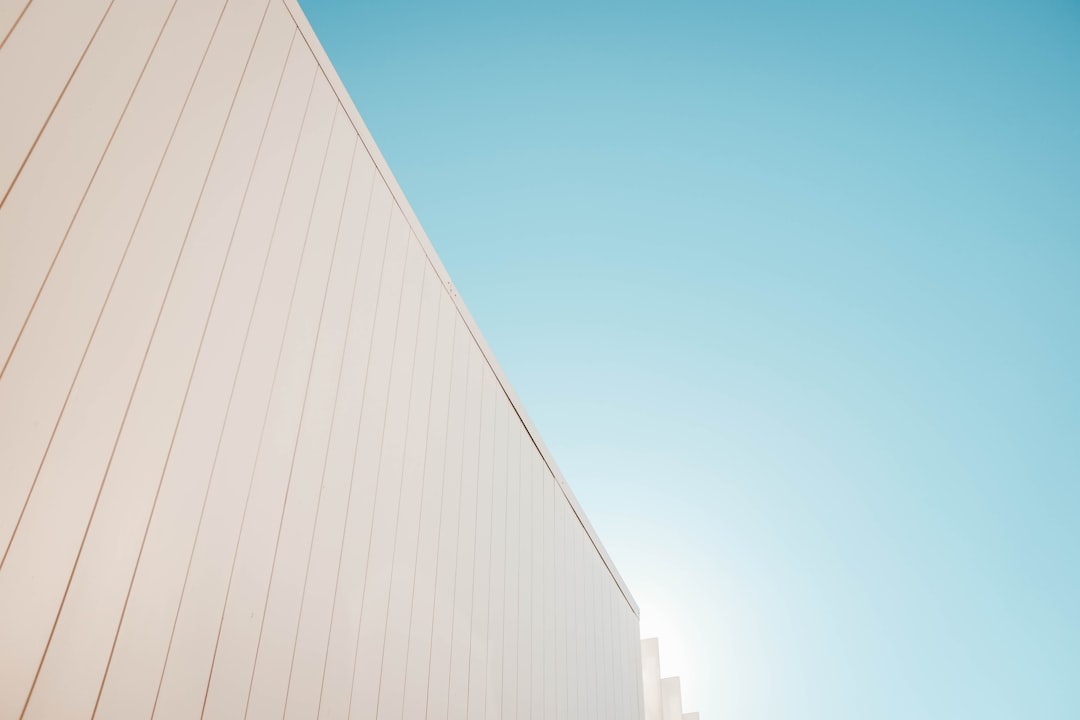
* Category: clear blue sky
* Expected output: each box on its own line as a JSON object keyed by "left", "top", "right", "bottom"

{"left": 298, "top": 1, "right": 1080, "bottom": 717}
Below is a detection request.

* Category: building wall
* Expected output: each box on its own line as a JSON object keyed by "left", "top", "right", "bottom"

{"left": 0, "top": 1, "right": 644, "bottom": 718}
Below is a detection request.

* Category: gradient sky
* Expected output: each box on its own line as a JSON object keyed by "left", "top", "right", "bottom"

{"left": 298, "top": 1, "right": 1080, "bottom": 717}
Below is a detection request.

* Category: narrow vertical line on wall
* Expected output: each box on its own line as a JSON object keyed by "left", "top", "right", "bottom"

{"left": 519, "top": 423, "right": 531, "bottom": 717}
{"left": 0, "top": 0, "right": 114, "bottom": 381}
{"left": 419, "top": 322, "right": 460, "bottom": 720}
{"left": 390, "top": 294, "right": 444, "bottom": 710}
{"left": 202, "top": 105, "right": 355, "bottom": 720}
{"left": 542, "top": 466, "right": 553, "bottom": 719}
{"left": 456, "top": 367, "right": 487, "bottom": 716}
{"left": 0, "top": 0, "right": 32, "bottom": 53}
{"left": 0, "top": 0, "right": 174, "bottom": 573}
{"left": 553, "top": 482, "right": 563, "bottom": 719}
{"left": 614, "top": 588, "right": 621, "bottom": 718}
{"left": 9, "top": 0, "right": 197, "bottom": 708}
{"left": 498, "top": 404, "right": 513, "bottom": 719}
{"left": 536, "top": 453, "right": 547, "bottom": 719}
{"left": 233, "top": 100, "right": 338, "bottom": 720}
{"left": 483, "top": 386, "right": 507, "bottom": 720}
{"left": 239, "top": 53, "right": 326, "bottom": 720}
{"left": 593, "top": 547, "right": 603, "bottom": 718}
{"left": 0, "top": 0, "right": 115, "bottom": 214}
{"left": 340, "top": 229, "right": 415, "bottom": 715}
{"left": 90, "top": 0, "right": 280, "bottom": 712}
{"left": 86, "top": 0, "right": 254, "bottom": 716}
{"left": 299, "top": 180, "right": 396, "bottom": 718}
{"left": 444, "top": 351, "right": 474, "bottom": 711}
{"left": 149, "top": 14, "right": 311, "bottom": 720}
{"left": 369, "top": 249, "right": 440, "bottom": 720}
{"left": 504, "top": 424, "right": 519, "bottom": 719}
{"left": 351, "top": 246, "right": 428, "bottom": 720}
{"left": 464, "top": 374, "right": 491, "bottom": 718}
{"left": 240, "top": 105, "right": 370, "bottom": 720}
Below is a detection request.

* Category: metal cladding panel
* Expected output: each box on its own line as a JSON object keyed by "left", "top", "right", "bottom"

{"left": 0, "top": 1, "right": 643, "bottom": 718}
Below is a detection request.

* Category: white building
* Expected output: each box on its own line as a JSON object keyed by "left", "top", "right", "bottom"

{"left": 0, "top": 1, "right": 702, "bottom": 717}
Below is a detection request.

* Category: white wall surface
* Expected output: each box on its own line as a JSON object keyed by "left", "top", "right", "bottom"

{"left": 662, "top": 677, "right": 685, "bottom": 720}
{"left": 0, "top": 1, "right": 643, "bottom": 717}
{"left": 642, "top": 637, "right": 665, "bottom": 720}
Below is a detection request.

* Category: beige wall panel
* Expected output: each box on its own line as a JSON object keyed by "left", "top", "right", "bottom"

{"left": 576, "top": 512, "right": 589, "bottom": 720}
{"left": 530, "top": 452, "right": 545, "bottom": 719}
{"left": 588, "top": 528, "right": 601, "bottom": 720}
{"left": 572, "top": 525, "right": 585, "bottom": 720}
{"left": 577, "top": 499, "right": 588, "bottom": 720}
{"left": 201, "top": 117, "right": 374, "bottom": 720}
{"left": 482, "top": 391, "right": 509, "bottom": 720}
{"left": 569, "top": 514, "right": 583, "bottom": 720}
{"left": 154, "top": 100, "right": 356, "bottom": 720}
{"left": 245, "top": 173, "right": 393, "bottom": 718}
{"left": 349, "top": 238, "right": 430, "bottom": 718}
{"left": 398, "top": 290, "right": 457, "bottom": 720}
{"left": 562, "top": 497, "right": 575, "bottom": 720}
{"left": 92, "top": 12, "right": 325, "bottom": 716}
{"left": 607, "top": 571, "right": 621, "bottom": 719}
{"left": 554, "top": 485, "right": 567, "bottom": 719}
{"left": 0, "top": 0, "right": 188, "bottom": 373}
{"left": 566, "top": 499, "right": 580, "bottom": 719}
{"left": 371, "top": 265, "right": 442, "bottom": 720}
{"left": 0, "top": 0, "right": 231, "bottom": 557}
{"left": 0, "top": 0, "right": 110, "bottom": 196}
{"left": 209, "top": 133, "right": 373, "bottom": 720}
{"left": 447, "top": 347, "right": 484, "bottom": 719}
{"left": 612, "top": 592, "right": 623, "bottom": 720}
{"left": 465, "top": 370, "right": 496, "bottom": 720}
{"left": 517, "top": 424, "right": 534, "bottom": 718}
{"left": 501, "top": 421, "right": 522, "bottom": 716}
{"left": 302, "top": 204, "right": 412, "bottom": 720}
{"left": 604, "top": 556, "right": 618, "bottom": 719}
{"left": 544, "top": 468, "right": 557, "bottom": 719}
{"left": 606, "top": 572, "right": 619, "bottom": 719}
{"left": 614, "top": 584, "right": 628, "bottom": 720}
{"left": 629, "top": 608, "right": 641, "bottom": 717}
{"left": 19, "top": 17, "right": 316, "bottom": 720}
{"left": 590, "top": 533, "right": 603, "bottom": 720}
{"left": 422, "top": 321, "right": 472, "bottom": 718}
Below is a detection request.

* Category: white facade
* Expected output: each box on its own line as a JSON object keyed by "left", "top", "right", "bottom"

{"left": 641, "top": 638, "right": 699, "bottom": 720}
{"left": 0, "top": 1, "right": 645, "bottom": 717}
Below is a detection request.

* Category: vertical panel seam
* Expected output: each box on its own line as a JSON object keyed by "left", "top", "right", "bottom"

{"left": 295, "top": 178, "right": 395, "bottom": 718}
{"left": 371, "top": 267, "right": 438, "bottom": 716}
{"left": 390, "top": 294, "right": 443, "bottom": 712}
{"left": 345, "top": 239, "right": 427, "bottom": 719}
{"left": 418, "top": 322, "right": 459, "bottom": 720}
{"left": 0, "top": 0, "right": 116, "bottom": 214}
{"left": 149, "top": 15, "right": 309, "bottom": 718}
{"left": 239, "top": 94, "right": 368, "bottom": 720}
{"left": 88, "top": 0, "right": 273, "bottom": 713}
{"left": 9, "top": 0, "right": 193, "bottom": 710}
{"left": 200, "top": 94, "right": 355, "bottom": 720}
{"left": 459, "top": 366, "right": 488, "bottom": 717}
